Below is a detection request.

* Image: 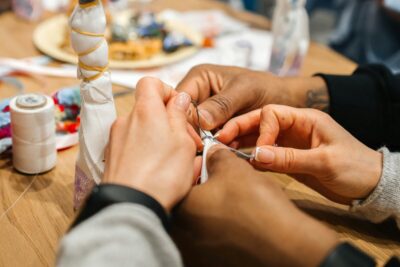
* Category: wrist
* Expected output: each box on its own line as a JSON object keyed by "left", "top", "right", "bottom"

{"left": 283, "top": 76, "right": 330, "bottom": 112}
{"left": 280, "top": 210, "right": 340, "bottom": 267}
{"left": 359, "top": 149, "right": 383, "bottom": 199}
{"left": 102, "top": 175, "right": 175, "bottom": 212}
{"left": 252, "top": 204, "right": 339, "bottom": 267}
{"left": 72, "top": 184, "right": 171, "bottom": 230}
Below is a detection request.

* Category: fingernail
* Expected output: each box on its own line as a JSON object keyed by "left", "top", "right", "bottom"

{"left": 199, "top": 109, "right": 213, "bottom": 127}
{"left": 175, "top": 92, "right": 191, "bottom": 110}
{"left": 214, "top": 131, "right": 221, "bottom": 139}
{"left": 254, "top": 147, "right": 275, "bottom": 163}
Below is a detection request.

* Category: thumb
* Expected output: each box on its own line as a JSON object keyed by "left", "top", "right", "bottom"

{"left": 166, "top": 92, "right": 192, "bottom": 130}
{"left": 253, "top": 145, "right": 325, "bottom": 175}
{"left": 197, "top": 88, "right": 246, "bottom": 130}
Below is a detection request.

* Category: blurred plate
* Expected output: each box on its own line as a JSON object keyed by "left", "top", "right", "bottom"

{"left": 33, "top": 14, "right": 203, "bottom": 69}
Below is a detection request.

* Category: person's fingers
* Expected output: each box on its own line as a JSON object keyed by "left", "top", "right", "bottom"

{"left": 227, "top": 133, "right": 259, "bottom": 149}
{"left": 185, "top": 103, "right": 199, "bottom": 130}
{"left": 187, "top": 123, "right": 203, "bottom": 151}
{"left": 252, "top": 145, "right": 326, "bottom": 175}
{"left": 176, "top": 64, "right": 221, "bottom": 103}
{"left": 257, "top": 105, "right": 314, "bottom": 147}
{"left": 177, "top": 65, "right": 258, "bottom": 131}
{"left": 196, "top": 85, "right": 259, "bottom": 130}
{"left": 257, "top": 105, "right": 292, "bottom": 146}
{"left": 166, "top": 92, "right": 192, "bottom": 131}
{"left": 193, "top": 156, "right": 202, "bottom": 185}
{"left": 135, "top": 77, "right": 175, "bottom": 103}
{"left": 217, "top": 109, "right": 261, "bottom": 144}
{"left": 134, "top": 77, "right": 175, "bottom": 119}
{"left": 206, "top": 145, "right": 252, "bottom": 178}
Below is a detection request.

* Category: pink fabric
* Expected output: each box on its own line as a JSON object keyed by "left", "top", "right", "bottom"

{"left": 74, "top": 166, "right": 95, "bottom": 210}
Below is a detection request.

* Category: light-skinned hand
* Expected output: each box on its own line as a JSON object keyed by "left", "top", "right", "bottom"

{"left": 102, "top": 77, "right": 202, "bottom": 212}
{"left": 217, "top": 105, "right": 383, "bottom": 204}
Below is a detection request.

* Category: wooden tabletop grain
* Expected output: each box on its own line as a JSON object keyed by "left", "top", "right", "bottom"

{"left": 0, "top": 1, "right": 398, "bottom": 266}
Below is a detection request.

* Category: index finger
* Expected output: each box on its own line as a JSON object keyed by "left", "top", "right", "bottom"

{"left": 257, "top": 105, "right": 315, "bottom": 147}
{"left": 176, "top": 64, "right": 217, "bottom": 103}
{"left": 217, "top": 109, "right": 261, "bottom": 145}
{"left": 133, "top": 77, "right": 177, "bottom": 121}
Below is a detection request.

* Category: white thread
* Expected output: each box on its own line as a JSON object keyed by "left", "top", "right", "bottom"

{"left": 200, "top": 131, "right": 218, "bottom": 183}
{"left": 0, "top": 173, "right": 38, "bottom": 222}
{"left": 200, "top": 131, "right": 254, "bottom": 183}
{"left": 10, "top": 94, "right": 57, "bottom": 174}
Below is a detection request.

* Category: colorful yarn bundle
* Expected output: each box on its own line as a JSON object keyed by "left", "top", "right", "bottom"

{"left": 0, "top": 99, "right": 12, "bottom": 154}
{"left": 53, "top": 86, "right": 81, "bottom": 135}
{"left": 0, "top": 86, "right": 81, "bottom": 154}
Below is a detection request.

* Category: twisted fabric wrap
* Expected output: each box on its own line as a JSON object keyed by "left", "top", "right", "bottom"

{"left": 69, "top": 0, "right": 116, "bottom": 209}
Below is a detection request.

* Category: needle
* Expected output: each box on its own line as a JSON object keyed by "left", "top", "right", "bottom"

{"left": 192, "top": 100, "right": 207, "bottom": 137}
{"left": 193, "top": 101, "right": 254, "bottom": 161}
{"left": 212, "top": 138, "right": 254, "bottom": 160}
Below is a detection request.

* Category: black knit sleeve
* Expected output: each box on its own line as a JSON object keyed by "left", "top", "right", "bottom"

{"left": 317, "top": 65, "right": 400, "bottom": 150}
{"left": 71, "top": 184, "right": 170, "bottom": 231}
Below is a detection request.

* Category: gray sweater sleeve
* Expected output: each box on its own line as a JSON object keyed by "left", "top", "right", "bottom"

{"left": 351, "top": 148, "right": 400, "bottom": 229}
{"left": 56, "top": 203, "right": 183, "bottom": 267}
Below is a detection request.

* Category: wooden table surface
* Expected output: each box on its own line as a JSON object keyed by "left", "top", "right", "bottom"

{"left": 0, "top": 1, "right": 398, "bottom": 266}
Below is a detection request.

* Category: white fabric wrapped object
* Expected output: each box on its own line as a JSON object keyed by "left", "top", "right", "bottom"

{"left": 200, "top": 130, "right": 218, "bottom": 183}
{"left": 69, "top": 0, "right": 116, "bottom": 208}
{"left": 200, "top": 130, "right": 254, "bottom": 183}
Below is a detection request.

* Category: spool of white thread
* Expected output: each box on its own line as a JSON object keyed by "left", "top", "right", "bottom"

{"left": 10, "top": 93, "right": 57, "bottom": 174}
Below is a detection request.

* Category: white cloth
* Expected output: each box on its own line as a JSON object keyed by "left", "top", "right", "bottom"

{"left": 69, "top": 2, "right": 116, "bottom": 208}
{"left": 200, "top": 130, "right": 218, "bottom": 183}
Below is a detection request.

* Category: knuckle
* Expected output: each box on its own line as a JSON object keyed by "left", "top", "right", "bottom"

{"left": 208, "top": 95, "right": 233, "bottom": 118}
{"left": 176, "top": 133, "right": 192, "bottom": 147}
{"left": 319, "top": 112, "right": 334, "bottom": 124}
{"left": 234, "top": 71, "right": 255, "bottom": 85}
{"left": 283, "top": 148, "right": 296, "bottom": 171}
{"left": 318, "top": 149, "right": 334, "bottom": 173}
{"left": 309, "top": 108, "right": 329, "bottom": 121}
{"left": 261, "top": 104, "right": 276, "bottom": 117}
{"left": 110, "top": 118, "right": 125, "bottom": 135}
{"left": 261, "top": 105, "right": 270, "bottom": 117}
{"left": 191, "top": 64, "right": 212, "bottom": 73}
{"left": 134, "top": 102, "right": 152, "bottom": 121}
{"left": 136, "top": 77, "right": 163, "bottom": 92}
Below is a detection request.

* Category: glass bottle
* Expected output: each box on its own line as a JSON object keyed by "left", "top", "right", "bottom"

{"left": 12, "top": 0, "right": 43, "bottom": 21}
{"left": 268, "top": 0, "right": 309, "bottom": 76}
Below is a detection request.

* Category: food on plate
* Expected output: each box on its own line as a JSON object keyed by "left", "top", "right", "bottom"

{"left": 61, "top": 5, "right": 193, "bottom": 61}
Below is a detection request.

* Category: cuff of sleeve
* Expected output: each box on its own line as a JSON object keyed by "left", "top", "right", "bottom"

{"left": 71, "top": 184, "right": 170, "bottom": 231}
{"left": 351, "top": 148, "right": 400, "bottom": 226}
{"left": 319, "top": 243, "right": 375, "bottom": 267}
{"left": 315, "top": 69, "right": 385, "bottom": 149}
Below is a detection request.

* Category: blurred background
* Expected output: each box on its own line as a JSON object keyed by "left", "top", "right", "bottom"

{"left": 1, "top": 0, "right": 398, "bottom": 73}
{"left": 224, "top": 0, "right": 400, "bottom": 73}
